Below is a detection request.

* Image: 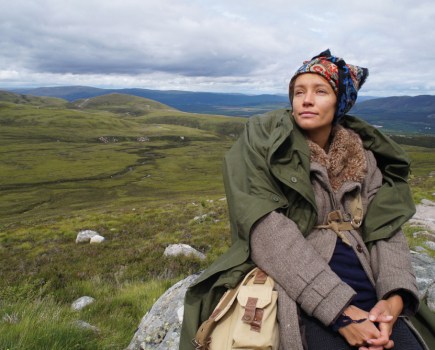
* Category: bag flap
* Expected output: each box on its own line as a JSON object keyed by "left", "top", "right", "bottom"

{"left": 237, "top": 284, "right": 273, "bottom": 308}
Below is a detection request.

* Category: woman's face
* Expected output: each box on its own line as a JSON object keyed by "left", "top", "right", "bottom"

{"left": 292, "top": 73, "right": 337, "bottom": 143}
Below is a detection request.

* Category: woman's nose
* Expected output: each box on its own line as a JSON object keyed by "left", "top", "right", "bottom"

{"left": 303, "top": 91, "right": 314, "bottom": 105}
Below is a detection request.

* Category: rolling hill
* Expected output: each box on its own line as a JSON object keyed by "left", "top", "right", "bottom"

{"left": 70, "top": 93, "right": 176, "bottom": 116}
{"left": 0, "top": 90, "right": 67, "bottom": 107}
{"left": 10, "top": 85, "right": 290, "bottom": 116}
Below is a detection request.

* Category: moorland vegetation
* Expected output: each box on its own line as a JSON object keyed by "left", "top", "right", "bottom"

{"left": 0, "top": 91, "right": 434, "bottom": 349}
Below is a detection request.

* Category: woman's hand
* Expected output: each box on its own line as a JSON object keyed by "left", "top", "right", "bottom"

{"left": 338, "top": 305, "right": 381, "bottom": 348}
{"left": 359, "top": 294, "right": 404, "bottom": 350}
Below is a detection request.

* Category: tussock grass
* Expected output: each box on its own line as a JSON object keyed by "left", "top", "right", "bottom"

{"left": 0, "top": 198, "right": 231, "bottom": 349}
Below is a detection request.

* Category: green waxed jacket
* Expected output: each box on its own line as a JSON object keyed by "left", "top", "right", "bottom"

{"left": 179, "top": 109, "right": 426, "bottom": 349}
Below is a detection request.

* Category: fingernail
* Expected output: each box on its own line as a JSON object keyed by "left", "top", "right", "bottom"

{"left": 369, "top": 315, "right": 376, "bottom": 321}
{"left": 366, "top": 340, "right": 373, "bottom": 344}
{"left": 386, "top": 315, "right": 393, "bottom": 320}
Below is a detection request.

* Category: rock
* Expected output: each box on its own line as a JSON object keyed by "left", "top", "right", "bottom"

{"left": 73, "top": 320, "right": 100, "bottom": 333}
{"left": 421, "top": 199, "right": 435, "bottom": 206}
{"left": 414, "top": 246, "right": 427, "bottom": 252}
{"left": 163, "top": 244, "right": 205, "bottom": 260}
{"left": 76, "top": 230, "right": 99, "bottom": 244}
{"left": 424, "top": 241, "right": 435, "bottom": 251}
{"left": 411, "top": 253, "right": 435, "bottom": 298}
{"left": 427, "top": 284, "right": 435, "bottom": 312}
{"left": 410, "top": 199, "right": 435, "bottom": 232}
{"left": 413, "top": 231, "right": 435, "bottom": 242}
{"left": 193, "top": 214, "right": 208, "bottom": 222}
{"left": 126, "top": 274, "right": 199, "bottom": 350}
{"left": 71, "top": 296, "right": 95, "bottom": 311}
{"left": 90, "top": 235, "right": 105, "bottom": 244}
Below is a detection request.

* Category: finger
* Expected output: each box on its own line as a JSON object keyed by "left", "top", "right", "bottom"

{"left": 373, "top": 314, "right": 393, "bottom": 323}
{"left": 366, "top": 335, "right": 389, "bottom": 347}
{"left": 361, "top": 344, "right": 383, "bottom": 350}
{"left": 366, "top": 324, "right": 391, "bottom": 346}
{"left": 368, "top": 305, "right": 382, "bottom": 322}
{"left": 379, "top": 321, "right": 393, "bottom": 337}
{"left": 384, "top": 339, "right": 395, "bottom": 349}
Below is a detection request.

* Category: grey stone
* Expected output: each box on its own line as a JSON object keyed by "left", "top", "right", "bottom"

{"left": 193, "top": 214, "right": 208, "bottom": 222}
{"left": 421, "top": 199, "right": 435, "bottom": 206}
{"left": 163, "top": 244, "right": 205, "bottom": 260}
{"left": 413, "top": 231, "right": 435, "bottom": 242}
{"left": 411, "top": 252, "right": 435, "bottom": 298}
{"left": 126, "top": 274, "right": 199, "bottom": 350}
{"left": 424, "top": 241, "right": 435, "bottom": 251}
{"left": 410, "top": 200, "right": 435, "bottom": 232}
{"left": 90, "top": 234, "right": 105, "bottom": 244}
{"left": 414, "top": 246, "right": 427, "bottom": 252}
{"left": 76, "top": 230, "right": 99, "bottom": 244}
{"left": 73, "top": 320, "right": 100, "bottom": 333}
{"left": 71, "top": 296, "right": 95, "bottom": 311}
{"left": 427, "top": 284, "right": 435, "bottom": 312}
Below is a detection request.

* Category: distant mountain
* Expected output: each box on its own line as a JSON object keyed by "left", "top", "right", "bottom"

{"left": 70, "top": 93, "right": 176, "bottom": 115}
{"left": 11, "top": 86, "right": 105, "bottom": 101}
{"left": 350, "top": 95, "right": 435, "bottom": 134}
{"left": 10, "top": 86, "right": 289, "bottom": 116}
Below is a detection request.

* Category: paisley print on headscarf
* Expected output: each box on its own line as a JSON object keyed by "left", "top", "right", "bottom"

{"left": 290, "top": 49, "right": 369, "bottom": 124}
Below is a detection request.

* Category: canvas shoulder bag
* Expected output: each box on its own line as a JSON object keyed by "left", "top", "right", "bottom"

{"left": 193, "top": 267, "right": 279, "bottom": 350}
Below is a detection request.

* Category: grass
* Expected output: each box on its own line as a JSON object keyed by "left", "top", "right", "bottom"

{"left": 403, "top": 144, "right": 435, "bottom": 204}
{"left": 0, "top": 199, "right": 231, "bottom": 349}
{"left": 0, "top": 99, "right": 433, "bottom": 349}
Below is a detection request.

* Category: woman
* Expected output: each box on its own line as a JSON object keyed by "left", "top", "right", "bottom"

{"left": 180, "top": 50, "right": 431, "bottom": 349}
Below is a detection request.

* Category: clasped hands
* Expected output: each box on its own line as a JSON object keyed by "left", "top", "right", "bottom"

{"left": 338, "top": 294, "right": 404, "bottom": 350}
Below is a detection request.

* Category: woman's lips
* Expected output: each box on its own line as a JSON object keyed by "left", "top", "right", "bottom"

{"left": 299, "top": 111, "right": 317, "bottom": 117}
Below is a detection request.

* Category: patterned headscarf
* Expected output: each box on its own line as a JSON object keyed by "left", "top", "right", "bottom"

{"left": 289, "top": 49, "right": 369, "bottom": 123}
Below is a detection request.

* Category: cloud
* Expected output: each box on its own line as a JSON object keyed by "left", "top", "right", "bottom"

{"left": 0, "top": 0, "right": 434, "bottom": 96}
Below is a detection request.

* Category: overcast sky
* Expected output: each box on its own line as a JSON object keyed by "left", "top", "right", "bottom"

{"left": 1, "top": 0, "right": 434, "bottom": 96}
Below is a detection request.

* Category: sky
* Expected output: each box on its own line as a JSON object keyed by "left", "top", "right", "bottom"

{"left": 1, "top": 0, "right": 434, "bottom": 96}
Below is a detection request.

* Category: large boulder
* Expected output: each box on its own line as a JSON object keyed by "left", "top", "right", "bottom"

{"left": 126, "top": 274, "right": 199, "bottom": 350}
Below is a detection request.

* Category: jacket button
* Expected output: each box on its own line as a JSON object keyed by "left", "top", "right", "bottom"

{"left": 291, "top": 176, "right": 297, "bottom": 183}
{"left": 356, "top": 244, "right": 363, "bottom": 253}
{"left": 272, "top": 195, "right": 280, "bottom": 202}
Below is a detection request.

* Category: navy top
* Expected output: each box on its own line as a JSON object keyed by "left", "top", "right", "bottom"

{"left": 329, "top": 238, "right": 377, "bottom": 311}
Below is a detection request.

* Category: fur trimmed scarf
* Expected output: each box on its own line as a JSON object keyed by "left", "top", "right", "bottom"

{"left": 307, "top": 126, "right": 367, "bottom": 191}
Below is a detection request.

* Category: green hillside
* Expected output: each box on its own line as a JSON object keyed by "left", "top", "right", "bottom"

{"left": 0, "top": 92, "right": 245, "bottom": 226}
